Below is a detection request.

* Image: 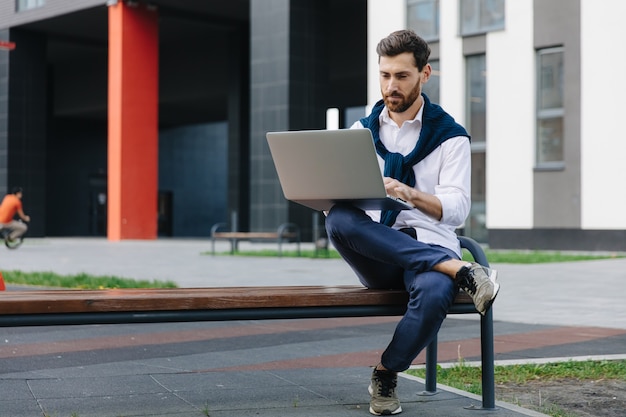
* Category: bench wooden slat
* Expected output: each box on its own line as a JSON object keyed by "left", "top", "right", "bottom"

{"left": 0, "top": 286, "right": 472, "bottom": 315}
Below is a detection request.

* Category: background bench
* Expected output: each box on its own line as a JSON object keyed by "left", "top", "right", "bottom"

{"left": 0, "top": 236, "right": 495, "bottom": 410}
{"left": 210, "top": 221, "right": 301, "bottom": 255}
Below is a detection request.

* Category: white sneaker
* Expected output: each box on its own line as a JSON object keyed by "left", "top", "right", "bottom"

{"left": 456, "top": 263, "right": 499, "bottom": 315}
{"left": 368, "top": 368, "right": 402, "bottom": 415}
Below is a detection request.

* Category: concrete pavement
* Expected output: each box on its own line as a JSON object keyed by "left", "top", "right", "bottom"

{"left": 1, "top": 238, "right": 625, "bottom": 417}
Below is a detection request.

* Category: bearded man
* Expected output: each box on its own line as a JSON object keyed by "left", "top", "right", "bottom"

{"left": 324, "top": 30, "right": 499, "bottom": 416}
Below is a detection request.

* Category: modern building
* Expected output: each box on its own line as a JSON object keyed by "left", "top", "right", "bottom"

{"left": 0, "top": 0, "right": 368, "bottom": 242}
{"left": 375, "top": 0, "right": 626, "bottom": 251}
{"left": 1, "top": 0, "right": 625, "bottom": 251}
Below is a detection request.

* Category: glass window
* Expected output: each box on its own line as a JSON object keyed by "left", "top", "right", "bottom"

{"left": 422, "top": 60, "right": 440, "bottom": 104}
{"left": 536, "top": 47, "right": 564, "bottom": 165}
{"left": 465, "top": 54, "right": 487, "bottom": 242}
{"left": 460, "top": 0, "right": 505, "bottom": 36}
{"left": 16, "top": 0, "right": 45, "bottom": 11}
{"left": 466, "top": 54, "right": 486, "bottom": 144}
{"left": 467, "top": 153, "right": 488, "bottom": 242}
{"left": 344, "top": 106, "right": 367, "bottom": 129}
{"left": 407, "top": 0, "right": 439, "bottom": 41}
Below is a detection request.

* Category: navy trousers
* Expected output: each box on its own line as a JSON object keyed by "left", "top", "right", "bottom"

{"left": 325, "top": 204, "right": 459, "bottom": 371}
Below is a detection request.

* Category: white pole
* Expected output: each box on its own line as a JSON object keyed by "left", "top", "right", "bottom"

{"left": 326, "top": 108, "right": 339, "bottom": 130}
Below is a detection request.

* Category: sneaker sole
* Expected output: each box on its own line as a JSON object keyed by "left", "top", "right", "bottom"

{"left": 479, "top": 269, "right": 500, "bottom": 315}
{"left": 369, "top": 406, "right": 403, "bottom": 415}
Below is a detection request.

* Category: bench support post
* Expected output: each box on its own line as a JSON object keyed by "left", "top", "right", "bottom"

{"left": 420, "top": 335, "right": 438, "bottom": 395}
{"left": 479, "top": 308, "right": 496, "bottom": 409}
{"left": 458, "top": 236, "right": 497, "bottom": 410}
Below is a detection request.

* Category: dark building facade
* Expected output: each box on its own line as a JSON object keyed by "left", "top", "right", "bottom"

{"left": 0, "top": 0, "right": 367, "bottom": 240}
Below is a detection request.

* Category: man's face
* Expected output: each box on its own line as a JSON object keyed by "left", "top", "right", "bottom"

{"left": 379, "top": 52, "right": 430, "bottom": 114}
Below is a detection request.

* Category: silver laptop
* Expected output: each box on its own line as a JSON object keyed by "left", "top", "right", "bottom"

{"left": 266, "top": 128, "right": 415, "bottom": 212}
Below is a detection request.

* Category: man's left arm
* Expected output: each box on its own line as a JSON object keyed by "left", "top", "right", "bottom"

{"left": 384, "top": 177, "right": 444, "bottom": 219}
{"left": 432, "top": 137, "right": 471, "bottom": 225}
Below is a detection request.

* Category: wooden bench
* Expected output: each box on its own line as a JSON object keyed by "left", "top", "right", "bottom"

{"left": 0, "top": 236, "right": 495, "bottom": 410}
{"left": 210, "top": 222, "right": 301, "bottom": 255}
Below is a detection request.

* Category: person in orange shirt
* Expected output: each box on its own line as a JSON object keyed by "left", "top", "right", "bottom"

{"left": 0, "top": 187, "right": 31, "bottom": 241}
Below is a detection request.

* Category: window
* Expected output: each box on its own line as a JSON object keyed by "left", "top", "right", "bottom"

{"left": 16, "top": 0, "right": 45, "bottom": 11}
{"left": 460, "top": 0, "right": 505, "bottom": 36}
{"left": 536, "top": 47, "right": 564, "bottom": 166}
{"left": 422, "top": 60, "right": 440, "bottom": 104}
{"left": 407, "top": 0, "right": 439, "bottom": 41}
{"left": 465, "top": 54, "right": 487, "bottom": 242}
{"left": 466, "top": 54, "right": 486, "bottom": 145}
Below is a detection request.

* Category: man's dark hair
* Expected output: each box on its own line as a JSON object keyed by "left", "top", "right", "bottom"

{"left": 376, "top": 29, "right": 431, "bottom": 71}
{"left": 11, "top": 186, "right": 23, "bottom": 195}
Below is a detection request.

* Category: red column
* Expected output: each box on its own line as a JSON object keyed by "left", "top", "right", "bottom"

{"left": 107, "top": 2, "right": 158, "bottom": 240}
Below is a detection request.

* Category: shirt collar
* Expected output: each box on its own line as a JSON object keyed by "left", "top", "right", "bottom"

{"left": 379, "top": 102, "right": 424, "bottom": 128}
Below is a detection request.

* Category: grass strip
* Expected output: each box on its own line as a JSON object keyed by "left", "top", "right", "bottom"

{"left": 406, "top": 359, "right": 626, "bottom": 394}
{"left": 207, "top": 248, "right": 623, "bottom": 263}
{"left": 477, "top": 250, "right": 624, "bottom": 264}
{"left": 3, "top": 270, "right": 177, "bottom": 289}
{"left": 407, "top": 359, "right": 626, "bottom": 417}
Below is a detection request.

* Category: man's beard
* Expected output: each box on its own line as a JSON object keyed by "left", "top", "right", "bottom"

{"left": 383, "top": 80, "right": 422, "bottom": 114}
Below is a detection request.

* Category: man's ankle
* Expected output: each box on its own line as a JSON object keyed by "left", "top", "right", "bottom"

{"left": 374, "top": 364, "right": 395, "bottom": 373}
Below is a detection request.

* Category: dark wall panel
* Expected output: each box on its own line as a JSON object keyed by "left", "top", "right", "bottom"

{"left": 7, "top": 29, "right": 47, "bottom": 237}
{"left": 46, "top": 118, "right": 107, "bottom": 236}
{"left": 159, "top": 122, "right": 228, "bottom": 237}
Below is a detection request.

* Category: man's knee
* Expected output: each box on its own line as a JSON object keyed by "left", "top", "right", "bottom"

{"left": 11, "top": 221, "right": 27, "bottom": 235}
{"left": 326, "top": 204, "right": 352, "bottom": 221}
{"left": 325, "top": 204, "right": 357, "bottom": 234}
{"left": 406, "top": 271, "right": 456, "bottom": 310}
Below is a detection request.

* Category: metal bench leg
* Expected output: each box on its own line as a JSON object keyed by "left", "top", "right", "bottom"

{"left": 419, "top": 335, "right": 438, "bottom": 396}
{"left": 480, "top": 308, "right": 496, "bottom": 409}
{"left": 458, "top": 235, "right": 496, "bottom": 410}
